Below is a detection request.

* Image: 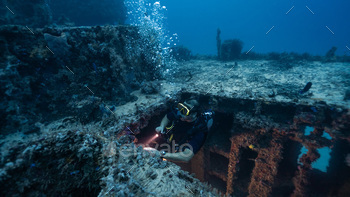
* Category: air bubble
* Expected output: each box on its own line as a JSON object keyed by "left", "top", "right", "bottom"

{"left": 126, "top": 0, "right": 178, "bottom": 69}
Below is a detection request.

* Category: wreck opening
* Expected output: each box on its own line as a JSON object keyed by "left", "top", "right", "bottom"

{"left": 272, "top": 139, "right": 302, "bottom": 196}
{"left": 208, "top": 174, "right": 227, "bottom": 193}
{"left": 207, "top": 111, "right": 234, "bottom": 151}
{"left": 136, "top": 113, "right": 166, "bottom": 146}
{"left": 234, "top": 148, "right": 258, "bottom": 196}
{"left": 135, "top": 107, "right": 235, "bottom": 193}
{"left": 309, "top": 139, "right": 350, "bottom": 196}
{"left": 261, "top": 102, "right": 296, "bottom": 123}
{"left": 209, "top": 152, "right": 229, "bottom": 175}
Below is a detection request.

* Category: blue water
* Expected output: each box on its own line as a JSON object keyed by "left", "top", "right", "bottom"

{"left": 297, "top": 145, "right": 308, "bottom": 165}
{"left": 297, "top": 145, "right": 332, "bottom": 172}
{"left": 322, "top": 131, "right": 332, "bottom": 140}
{"left": 304, "top": 126, "right": 313, "bottom": 136}
{"left": 312, "top": 147, "right": 332, "bottom": 172}
{"left": 161, "top": 0, "right": 350, "bottom": 55}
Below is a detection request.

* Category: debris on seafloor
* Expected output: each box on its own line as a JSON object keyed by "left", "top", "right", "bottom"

{"left": 299, "top": 82, "right": 312, "bottom": 94}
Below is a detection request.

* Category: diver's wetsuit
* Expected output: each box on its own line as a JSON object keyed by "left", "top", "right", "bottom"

{"left": 166, "top": 109, "right": 212, "bottom": 154}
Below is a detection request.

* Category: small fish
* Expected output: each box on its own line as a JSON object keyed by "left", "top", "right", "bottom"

{"left": 299, "top": 82, "right": 312, "bottom": 94}
{"left": 70, "top": 170, "right": 80, "bottom": 175}
{"left": 310, "top": 107, "right": 317, "bottom": 113}
{"left": 92, "top": 63, "right": 98, "bottom": 74}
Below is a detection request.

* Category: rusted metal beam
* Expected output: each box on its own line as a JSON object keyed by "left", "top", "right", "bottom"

{"left": 226, "top": 137, "right": 241, "bottom": 195}
{"left": 248, "top": 135, "right": 283, "bottom": 197}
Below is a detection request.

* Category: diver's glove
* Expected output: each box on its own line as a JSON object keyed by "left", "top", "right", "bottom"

{"left": 155, "top": 126, "right": 165, "bottom": 134}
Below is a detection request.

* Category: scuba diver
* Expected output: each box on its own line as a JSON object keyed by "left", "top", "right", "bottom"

{"left": 155, "top": 99, "right": 214, "bottom": 162}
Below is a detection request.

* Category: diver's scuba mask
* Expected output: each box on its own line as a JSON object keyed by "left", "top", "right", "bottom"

{"left": 178, "top": 102, "right": 197, "bottom": 122}
{"left": 178, "top": 103, "right": 191, "bottom": 116}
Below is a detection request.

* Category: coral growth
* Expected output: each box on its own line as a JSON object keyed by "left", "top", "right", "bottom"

{"left": 0, "top": 25, "right": 161, "bottom": 135}
{"left": 325, "top": 46, "right": 337, "bottom": 62}
{"left": 220, "top": 39, "right": 243, "bottom": 61}
{"left": 170, "top": 45, "right": 192, "bottom": 61}
{"left": 0, "top": 130, "right": 103, "bottom": 196}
